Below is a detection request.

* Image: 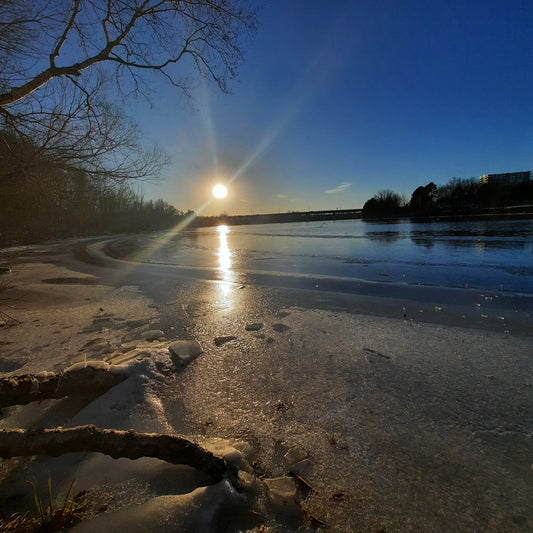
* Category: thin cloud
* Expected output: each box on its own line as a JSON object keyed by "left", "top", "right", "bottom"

{"left": 276, "top": 194, "right": 289, "bottom": 199}
{"left": 324, "top": 182, "right": 352, "bottom": 194}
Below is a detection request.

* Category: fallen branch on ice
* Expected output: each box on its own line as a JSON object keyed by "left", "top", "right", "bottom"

{"left": 0, "top": 425, "right": 231, "bottom": 481}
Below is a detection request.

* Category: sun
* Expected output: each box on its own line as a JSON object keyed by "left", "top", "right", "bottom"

{"left": 213, "top": 184, "right": 228, "bottom": 199}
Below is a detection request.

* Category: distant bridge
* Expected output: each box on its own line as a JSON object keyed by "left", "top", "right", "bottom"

{"left": 196, "top": 208, "right": 363, "bottom": 227}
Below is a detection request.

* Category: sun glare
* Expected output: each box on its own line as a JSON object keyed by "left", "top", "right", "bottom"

{"left": 213, "top": 184, "right": 228, "bottom": 199}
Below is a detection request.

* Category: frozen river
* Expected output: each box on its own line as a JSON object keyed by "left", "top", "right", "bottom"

{"left": 129, "top": 218, "right": 533, "bottom": 295}
{"left": 98, "top": 218, "right": 533, "bottom": 530}
{"left": 105, "top": 218, "right": 533, "bottom": 335}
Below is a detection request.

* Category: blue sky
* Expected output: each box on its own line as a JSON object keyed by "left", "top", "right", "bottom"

{"left": 140, "top": 0, "right": 533, "bottom": 215}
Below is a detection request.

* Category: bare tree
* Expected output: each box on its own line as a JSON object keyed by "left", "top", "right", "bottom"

{"left": 2, "top": 78, "right": 166, "bottom": 185}
{"left": 0, "top": 0, "right": 255, "bottom": 105}
{"left": 0, "top": 0, "right": 255, "bottom": 182}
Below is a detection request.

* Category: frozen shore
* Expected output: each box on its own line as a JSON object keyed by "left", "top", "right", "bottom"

{"left": 0, "top": 238, "right": 531, "bottom": 531}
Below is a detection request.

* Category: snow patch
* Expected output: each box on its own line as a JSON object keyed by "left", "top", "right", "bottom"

{"left": 73, "top": 480, "right": 248, "bottom": 533}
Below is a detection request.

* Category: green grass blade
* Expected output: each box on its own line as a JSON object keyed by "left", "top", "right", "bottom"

{"left": 47, "top": 472, "right": 54, "bottom": 515}
{"left": 64, "top": 478, "right": 76, "bottom": 512}
{"left": 31, "top": 480, "right": 44, "bottom": 521}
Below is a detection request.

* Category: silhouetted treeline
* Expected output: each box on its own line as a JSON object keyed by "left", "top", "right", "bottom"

{"left": 363, "top": 177, "right": 533, "bottom": 219}
{"left": 0, "top": 131, "right": 181, "bottom": 246}
{"left": 361, "top": 190, "right": 407, "bottom": 218}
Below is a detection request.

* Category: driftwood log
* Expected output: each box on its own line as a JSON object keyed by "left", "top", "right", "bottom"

{"left": 0, "top": 362, "right": 127, "bottom": 408}
{"left": 0, "top": 425, "right": 231, "bottom": 481}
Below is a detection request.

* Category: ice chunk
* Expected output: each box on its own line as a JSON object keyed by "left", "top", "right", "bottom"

{"left": 202, "top": 438, "right": 245, "bottom": 468}
{"left": 214, "top": 336, "right": 237, "bottom": 346}
{"left": 144, "top": 329, "right": 165, "bottom": 342}
{"left": 283, "top": 445, "right": 308, "bottom": 467}
{"left": 237, "top": 470, "right": 255, "bottom": 489}
{"left": 245, "top": 322, "right": 263, "bottom": 331}
{"left": 168, "top": 340, "right": 203, "bottom": 366}
{"left": 264, "top": 476, "right": 297, "bottom": 506}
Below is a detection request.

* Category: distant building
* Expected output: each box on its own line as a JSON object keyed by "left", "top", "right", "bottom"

{"left": 479, "top": 171, "right": 531, "bottom": 185}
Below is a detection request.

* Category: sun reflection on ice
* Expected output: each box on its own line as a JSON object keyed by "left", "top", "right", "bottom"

{"left": 215, "top": 225, "right": 234, "bottom": 303}
{"left": 217, "top": 225, "right": 232, "bottom": 271}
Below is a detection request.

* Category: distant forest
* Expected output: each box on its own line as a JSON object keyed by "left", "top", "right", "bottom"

{"left": 362, "top": 177, "right": 533, "bottom": 219}
{"left": 0, "top": 131, "right": 187, "bottom": 246}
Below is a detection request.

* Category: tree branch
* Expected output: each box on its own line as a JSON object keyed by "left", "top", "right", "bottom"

{"left": 0, "top": 425, "right": 232, "bottom": 481}
{"left": 0, "top": 0, "right": 152, "bottom": 107}
{"left": 49, "top": 0, "right": 82, "bottom": 68}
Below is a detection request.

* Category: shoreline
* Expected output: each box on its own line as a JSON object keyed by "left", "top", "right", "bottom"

{"left": 1, "top": 205, "right": 533, "bottom": 249}
{"left": 0, "top": 239, "right": 532, "bottom": 531}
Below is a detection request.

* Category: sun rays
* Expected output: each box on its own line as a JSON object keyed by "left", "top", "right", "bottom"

{"left": 103, "top": 48, "right": 328, "bottom": 274}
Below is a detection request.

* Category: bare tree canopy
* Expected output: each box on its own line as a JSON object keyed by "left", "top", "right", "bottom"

{"left": 0, "top": 0, "right": 255, "bottom": 105}
{"left": 0, "top": 0, "right": 255, "bottom": 182}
